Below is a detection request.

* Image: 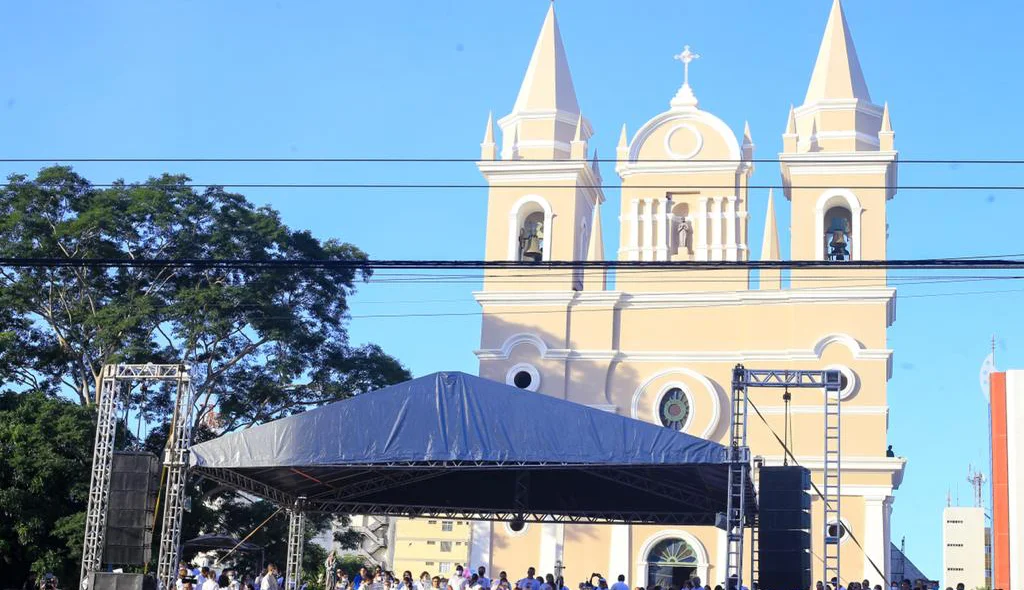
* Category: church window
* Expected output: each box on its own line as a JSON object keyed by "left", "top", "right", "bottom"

{"left": 506, "top": 363, "right": 540, "bottom": 392}
{"left": 823, "top": 206, "right": 853, "bottom": 261}
{"left": 513, "top": 371, "right": 532, "bottom": 389}
{"left": 826, "top": 520, "right": 850, "bottom": 543}
{"left": 658, "top": 387, "right": 691, "bottom": 431}
{"left": 646, "top": 538, "right": 699, "bottom": 588}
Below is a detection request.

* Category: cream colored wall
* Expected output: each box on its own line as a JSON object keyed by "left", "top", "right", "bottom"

{"left": 562, "top": 525, "right": 613, "bottom": 588}
{"left": 392, "top": 518, "right": 473, "bottom": 578}
{"left": 490, "top": 524, "right": 545, "bottom": 583}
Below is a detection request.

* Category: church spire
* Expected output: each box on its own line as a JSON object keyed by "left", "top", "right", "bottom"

{"left": 498, "top": 3, "right": 586, "bottom": 160}
{"left": 760, "top": 189, "right": 782, "bottom": 290}
{"left": 879, "top": 102, "right": 895, "bottom": 151}
{"left": 804, "top": 0, "right": 871, "bottom": 104}
{"left": 583, "top": 199, "right": 607, "bottom": 290}
{"left": 480, "top": 111, "right": 496, "bottom": 160}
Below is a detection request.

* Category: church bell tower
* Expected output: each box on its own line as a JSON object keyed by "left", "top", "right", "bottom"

{"left": 477, "top": 3, "right": 606, "bottom": 292}
{"left": 779, "top": 0, "right": 897, "bottom": 289}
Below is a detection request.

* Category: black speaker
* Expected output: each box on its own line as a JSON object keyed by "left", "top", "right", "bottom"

{"left": 759, "top": 509, "right": 811, "bottom": 530}
{"left": 759, "top": 529, "right": 811, "bottom": 548}
{"left": 103, "top": 452, "right": 160, "bottom": 566}
{"left": 87, "top": 573, "right": 147, "bottom": 590}
{"left": 758, "top": 466, "right": 811, "bottom": 590}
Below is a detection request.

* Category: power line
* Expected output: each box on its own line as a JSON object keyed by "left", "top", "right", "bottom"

{"left": 9, "top": 182, "right": 1022, "bottom": 191}
{"left": 4, "top": 156, "right": 1024, "bottom": 164}
{"left": 6, "top": 257, "right": 1024, "bottom": 270}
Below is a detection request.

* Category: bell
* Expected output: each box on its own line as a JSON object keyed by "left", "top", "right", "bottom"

{"left": 522, "top": 235, "right": 543, "bottom": 262}
{"left": 827, "top": 218, "right": 849, "bottom": 261}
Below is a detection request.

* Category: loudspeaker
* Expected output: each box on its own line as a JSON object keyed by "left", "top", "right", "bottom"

{"left": 759, "top": 509, "right": 811, "bottom": 530}
{"left": 87, "top": 573, "right": 147, "bottom": 590}
{"left": 759, "top": 529, "right": 811, "bottom": 548}
{"left": 758, "top": 466, "right": 811, "bottom": 590}
{"left": 103, "top": 452, "right": 160, "bottom": 566}
{"left": 758, "top": 489, "right": 812, "bottom": 510}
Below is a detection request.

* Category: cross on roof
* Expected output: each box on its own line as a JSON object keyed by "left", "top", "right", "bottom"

{"left": 673, "top": 45, "right": 701, "bottom": 87}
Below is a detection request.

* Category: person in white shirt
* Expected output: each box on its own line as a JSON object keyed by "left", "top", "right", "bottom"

{"left": 415, "top": 573, "right": 431, "bottom": 590}
{"left": 260, "top": 566, "right": 279, "bottom": 590}
{"left": 448, "top": 568, "right": 467, "bottom": 590}
{"left": 609, "top": 577, "right": 627, "bottom": 590}
{"left": 515, "top": 569, "right": 539, "bottom": 590}
{"left": 201, "top": 571, "right": 218, "bottom": 590}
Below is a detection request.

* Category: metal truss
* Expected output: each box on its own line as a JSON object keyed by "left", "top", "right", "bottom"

{"left": 81, "top": 363, "right": 194, "bottom": 590}
{"left": 284, "top": 499, "right": 307, "bottom": 590}
{"left": 728, "top": 365, "right": 843, "bottom": 590}
{"left": 295, "top": 501, "right": 716, "bottom": 526}
{"left": 80, "top": 367, "right": 120, "bottom": 583}
{"left": 156, "top": 369, "right": 195, "bottom": 590}
{"left": 306, "top": 468, "right": 450, "bottom": 501}
{"left": 197, "top": 467, "right": 298, "bottom": 506}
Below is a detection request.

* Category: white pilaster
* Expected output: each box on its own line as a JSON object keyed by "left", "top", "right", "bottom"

{"left": 884, "top": 497, "right": 894, "bottom": 581}
{"left": 630, "top": 199, "right": 640, "bottom": 261}
{"left": 609, "top": 525, "right": 632, "bottom": 585}
{"left": 656, "top": 198, "right": 669, "bottom": 261}
{"left": 863, "top": 495, "right": 888, "bottom": 586}
{"left": 695, "top": 196, "right": 709, "bottom": 261}
{"left": 716, "top": 528, "right": 727, "bottom": 586}
{"left": 469, "top": 521, "right": 493, "bottom": 573}
{"left": 710, "top": 196, "right": 723, "bottom": 261}
{"left": 642, "top": 198, "right": 654, "bottom": 261}
{"left": 725, "top": 195, "right": 738, "bottom": 261}
{"left": 539, "top": 523, "right": 563, "bottom": 577}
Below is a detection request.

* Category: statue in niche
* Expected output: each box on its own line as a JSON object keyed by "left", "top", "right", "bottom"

{"left": 675, "top": 217, "right": 692, "bottom": 254}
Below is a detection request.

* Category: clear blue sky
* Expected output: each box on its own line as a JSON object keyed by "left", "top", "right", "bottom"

{"left": 4, "top": 0, "right": 1024, "bottom": 578}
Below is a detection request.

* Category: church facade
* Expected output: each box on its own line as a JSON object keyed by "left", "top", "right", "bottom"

{"left": 393, "top": 1, "right": 905, "bottom": 586}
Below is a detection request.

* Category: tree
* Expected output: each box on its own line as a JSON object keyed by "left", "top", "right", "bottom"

{"left": 0, "top": 166, "right": 411, "bottom": 578}
{"left": 0, "top": 391, "right": 95, "bottom": 587}
{"left": 0, "top": 166, "right": 409, "bottom": 425}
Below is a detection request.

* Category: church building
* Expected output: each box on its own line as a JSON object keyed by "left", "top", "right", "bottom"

{"left": 392, "top": 1, "right": 905, "bottom": 585}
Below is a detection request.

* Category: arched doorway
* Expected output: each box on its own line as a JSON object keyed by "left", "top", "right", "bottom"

{"left": 646, "top": 538, "right": 699, "bottom": 588}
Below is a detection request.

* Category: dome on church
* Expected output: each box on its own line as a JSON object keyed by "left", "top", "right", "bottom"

{"left": 626, "top": 104, "right": 741, "bottom": 165}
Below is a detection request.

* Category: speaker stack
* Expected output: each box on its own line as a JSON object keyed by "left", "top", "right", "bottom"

{"left": 758, "top": 466, "right": 812, "bottom": 590}
{"left": 103, "top": 451, "right": 161, "bottom": 566}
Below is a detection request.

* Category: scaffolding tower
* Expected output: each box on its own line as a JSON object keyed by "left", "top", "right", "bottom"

{"left": 79, "top": 364, "right": 193, "bottom": 590}
{"left": 727, "top": 365, "right": 843, "bottom": 589}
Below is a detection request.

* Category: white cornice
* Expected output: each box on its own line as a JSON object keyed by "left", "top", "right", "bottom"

{"left": 758, "top": 455, "right": 906, "bottom": 489}
{"left": 474, "top": 287, "right": 896, "bottom": 327}
{"left": 477, "top": 160, "right": 605, "bottom": 206}
{"left": 476, "top": 346, "right": 893, "bottom": 365}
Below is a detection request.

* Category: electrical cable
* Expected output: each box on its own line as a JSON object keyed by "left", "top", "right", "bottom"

{"left": 6, "top": 257, "right": 1024, "bottom": 270}
{"left": 8, "top": 181, "right": 1024, "bottom": 191}
{"left": 747, "top": 397, "right": 888, "bottom": 584}
{"left": 5, "top": 156, "right": 1024, "bottom": 164}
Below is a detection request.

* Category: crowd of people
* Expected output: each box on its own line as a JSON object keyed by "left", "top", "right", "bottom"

{"left": 169, "top": 558, "right": 966, "bottom": 590}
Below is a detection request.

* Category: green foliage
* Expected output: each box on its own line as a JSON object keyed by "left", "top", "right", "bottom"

{"left": 0, "top": 166, "right": 410, "bottom": 425}
{"left": 0, "top": 391, "right": 95, "bottom": 586}
{"left": 0, "top": 167, "right": 411, "bottom": 581}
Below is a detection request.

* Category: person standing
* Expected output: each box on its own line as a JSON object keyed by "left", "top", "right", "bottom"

{"left": 476, "top": 568, "right": 490, "bottom": 590}
{"left": 325, "top": 553, "right": 337, "bottom": 590}
{"left": 516, "top": 570, "right": 539, "bottom": 590}
{"left": 610, "top": 576, "right": 628, "bottom": 590}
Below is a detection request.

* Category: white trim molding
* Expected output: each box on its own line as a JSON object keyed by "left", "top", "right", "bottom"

{"left": 759, "top": 456, "right": 907, "bottom": 489}
{"left": 631, "top": 369, "right": 720, "bottom": 439}
{"left": 506, "top": 363, "right": 540, "bottom": 392}
{"left": 634, "top": 529, "right": 711, "bottom": 587}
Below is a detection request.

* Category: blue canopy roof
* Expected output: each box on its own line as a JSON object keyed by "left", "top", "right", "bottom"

{"left": 190, "top": 372, "right": 752, "bottom": 525}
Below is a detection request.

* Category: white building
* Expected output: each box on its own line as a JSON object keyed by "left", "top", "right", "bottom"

{"left": 942, "top": 507, "right": 986, "bottom": 589}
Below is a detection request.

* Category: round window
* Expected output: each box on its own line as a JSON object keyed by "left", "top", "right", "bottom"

{"left": 826, "top": 521, "right": 848, "bottom": 541}
{"left": 658, "top": 387, "right": 691, "bottom": 431}
{"left": 513, "top": 371, "right": 532, "bottom": 389}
